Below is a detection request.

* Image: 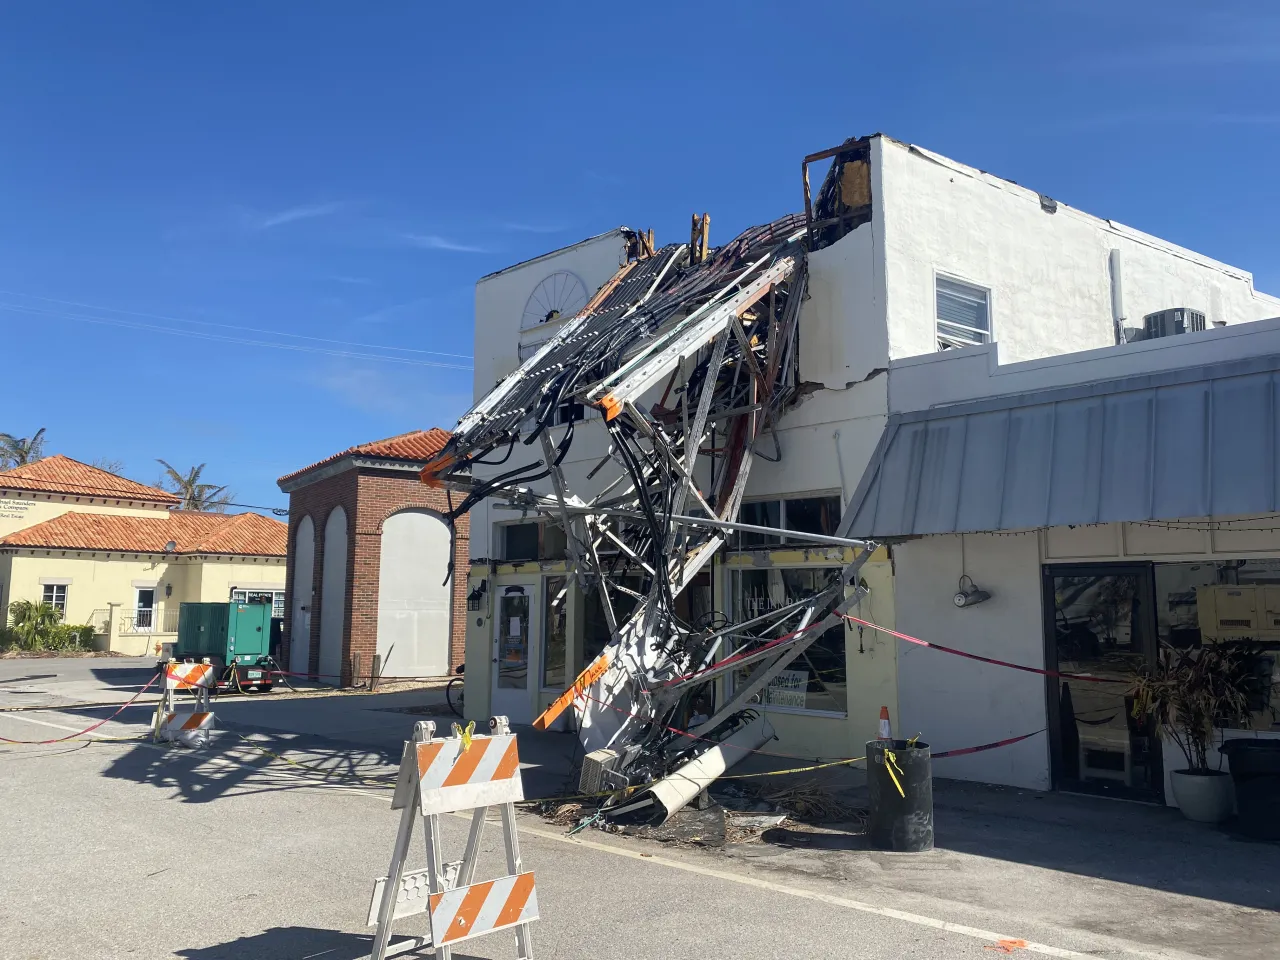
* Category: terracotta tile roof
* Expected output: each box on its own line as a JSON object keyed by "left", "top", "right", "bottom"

{"left": 0, "top": 455, "right": 179, "bottom": 503}
{"left": 278, "top": 428, "right": 452, "bottom": 485}
{"left": 0, "top": 510, "right": 287, "bottom": 557}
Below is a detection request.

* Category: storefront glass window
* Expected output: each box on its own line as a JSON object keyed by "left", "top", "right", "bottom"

{"left": 1154, "top": 558, "right": 1280, "bottom": 648}
{"left": 584, "top": 576, "right": 642, "bottom": 664}
{"left": 730, "top": 567, "right": 847, "bottom": 714}
{"left": 784, "top": 496, "right": 841, "bottom": 538}
{"left": 542, "top": 576, "right": 567, "bottom": 689}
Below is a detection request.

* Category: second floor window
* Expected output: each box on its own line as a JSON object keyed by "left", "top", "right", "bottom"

{"left": 732, "top": 495, "right": 842, "bottom": 550}
{"left": 936, "top": 275, "right": 991, "bottom": 349}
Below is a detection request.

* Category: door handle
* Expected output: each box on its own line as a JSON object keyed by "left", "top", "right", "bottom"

{"left": 492, "top": 658, "right": 498, "bottom": 664}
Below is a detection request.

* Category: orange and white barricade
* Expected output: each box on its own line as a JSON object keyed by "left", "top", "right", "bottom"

{"left": 165, "top": 661, "right": 216, "bottom": 691}
{"left": 158, "top": 709, "right": 215, "bottom": 748}
{"left": 366, "top": 717, "right": 538, "bottom": 960}
{"left": 154, "top": 659, "right": 216, "bottom": 747}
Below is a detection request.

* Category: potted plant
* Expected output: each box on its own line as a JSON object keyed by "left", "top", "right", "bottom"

{"left": 1131, "top": 645, "right": 1252, "bottom": 823}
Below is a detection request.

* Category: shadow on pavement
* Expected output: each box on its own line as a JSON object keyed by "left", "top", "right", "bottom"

{"left": 90, "top": 662, "right": 160, "bottom": 691}
{"left": 929, "top": 778, "right": 1280, "bottom": 913}
{"left": 99, "top": 727, "right": 402, "bottom": 803}
{"left": 94, "top": 719, "right": 577, "bottom": 807}
{"left": 173, "top": 926, "right": 484, "bottom": 960}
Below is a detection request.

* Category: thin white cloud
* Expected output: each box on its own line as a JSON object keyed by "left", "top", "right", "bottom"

{"left": 310, "top": 364, "right": 470, "bottom": 417}
{"left": 503, "top": 221, "right": 568, "bottom": 234}
{"left": 257, "top": 201, "right": 347, "bottom": 230}
{"left": 403, "top": 233, "right": 489, "bottom": 253}
{"left": 331, "top": 275, "right": 375, "bottom": 285}
{"left": 351, "top": 296, "right": 434, "bottom": 325}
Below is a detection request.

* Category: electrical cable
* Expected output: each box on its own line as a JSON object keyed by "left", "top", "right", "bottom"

{"left": 0, "top": 473, "right": 288, "bottom": 515}
{"left": 0, "top": 303, "right": 473, "bottom": 370}
{"left": 0, "top": 288, "right": 474, "bottom": 359}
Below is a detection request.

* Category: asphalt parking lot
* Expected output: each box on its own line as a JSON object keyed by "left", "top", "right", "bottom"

{"left": 2, "top": 657, "right": 1278, "bottom": 960}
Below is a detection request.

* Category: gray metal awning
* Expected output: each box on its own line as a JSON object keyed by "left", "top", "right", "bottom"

{"left": 845, "top": 354, "right": 1280, "bottom": 538}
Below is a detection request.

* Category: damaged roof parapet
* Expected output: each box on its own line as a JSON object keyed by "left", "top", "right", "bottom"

{"left": 423, "top": 180, "right": 879, "bottom": 825}
{"left": 803, "top": 136, "right": 873, "bottom": 251}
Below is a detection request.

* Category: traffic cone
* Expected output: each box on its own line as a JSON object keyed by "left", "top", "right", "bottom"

{"left": 878, "top": 705, "right": 893, "bottom": 740}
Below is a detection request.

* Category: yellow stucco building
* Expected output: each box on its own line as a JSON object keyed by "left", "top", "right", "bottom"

{"left": 0, "top": 456, "right": 287, "bottom": 655}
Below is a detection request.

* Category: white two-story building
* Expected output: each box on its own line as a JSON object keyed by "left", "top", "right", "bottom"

{"left": 460, "top": 133, "right": 1279, "bottom": 767}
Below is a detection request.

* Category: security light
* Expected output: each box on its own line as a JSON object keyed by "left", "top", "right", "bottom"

{"left": 953, "top": 575, "right": 991, "bottom": 609}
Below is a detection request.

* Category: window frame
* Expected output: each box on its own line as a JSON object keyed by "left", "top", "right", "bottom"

{"left": 934, "top": 272, "right": 993, "bottom": 351}
{"left": 231, "top": 589, "right": 286, "bottom": 618}
{"left": 540, "top": 575, "right": 568, "bottom": 691}
{"left": 729, "top": 492, "right": 843, "bottom": 551}
{"left": 42, "top": 583, "right": 68, "bottom": 618}
{"left": 726, "top": 564, "right": 849, "bottom": 718}
{"left": 499, "top": 521, "right": 543, "bottom": 562}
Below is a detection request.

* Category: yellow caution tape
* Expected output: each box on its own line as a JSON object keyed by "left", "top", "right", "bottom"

{"left": 452, "top": 720, "right": 476, "bottom": 752}
{"left": 882, "top": 748, "right": 906, "bottom": 798}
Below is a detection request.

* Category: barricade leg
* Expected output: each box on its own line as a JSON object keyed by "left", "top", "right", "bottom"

{"left": 457, "top": 806, "right": 487, "bottom": 886}
{"left": 500, "top": 803, "right": 534, "bottom": 960}
{"left": 370, "top": 793, "right": 418, "bottom": 960}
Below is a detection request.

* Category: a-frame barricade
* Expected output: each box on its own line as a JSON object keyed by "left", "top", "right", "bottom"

{"left": 367, "top": 716, "right": 537, "bottom": 960}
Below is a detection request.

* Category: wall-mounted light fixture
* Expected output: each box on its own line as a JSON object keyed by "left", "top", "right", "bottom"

{"left": 467, "top": 578, "right": 489, "bottom": 612}
{"left": 164, "top": 582, "right": 173, "bottom": 598}
{"left": 953, "top": 575, "right": 991, "bottom": 609}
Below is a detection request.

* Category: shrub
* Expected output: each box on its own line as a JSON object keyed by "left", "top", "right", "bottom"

{"left": 5, "top": 600, "right": 96, "bottom": 652}
{"left": 45, "top": 623, "right": 96, "bottom": 652}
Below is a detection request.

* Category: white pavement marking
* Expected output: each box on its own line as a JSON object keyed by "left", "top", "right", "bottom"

{"left": 0, "top": 712, "right": 124, "bottom": 737}
{"left": 2, "top": 710, "right": 1213, "bottom": 960}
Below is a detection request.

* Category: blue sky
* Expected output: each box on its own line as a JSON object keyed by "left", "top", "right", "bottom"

{"left": 1, "top": 2, "right": 1277, "bottom": 511}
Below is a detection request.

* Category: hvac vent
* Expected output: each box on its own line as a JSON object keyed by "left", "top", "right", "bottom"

{"left": 1142, "top": 307, "right": 1207, "bottom": 340}
{"left": 579, "top": 748, "right": 621, "bottom": 794}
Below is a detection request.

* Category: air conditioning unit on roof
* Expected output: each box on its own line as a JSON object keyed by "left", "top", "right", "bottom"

{"left": 1143, "top": 307, "right": 1206, "bottom": 340}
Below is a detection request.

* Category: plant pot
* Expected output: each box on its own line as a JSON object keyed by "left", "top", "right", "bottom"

{"left": 1169, "top": 769, "right": 1234, "bottom": 823}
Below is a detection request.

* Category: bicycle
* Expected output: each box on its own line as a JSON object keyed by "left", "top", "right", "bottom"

{"left": 446, "top": 663, "right": 465, "bottom": 717}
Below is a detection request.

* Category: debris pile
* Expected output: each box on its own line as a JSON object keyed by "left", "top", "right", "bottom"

{"left": 423, "top": 184, "right": 879, "bottom": 823}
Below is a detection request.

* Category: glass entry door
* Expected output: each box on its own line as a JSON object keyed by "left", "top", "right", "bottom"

{"left": 1044, "top": 564, "right": 1162, "bottom": 801}
{"left": 135, "top": 588, "right": 156, "bottom": 632}
{"left": 492, "top": 585, "right": 534, "bottom": 723}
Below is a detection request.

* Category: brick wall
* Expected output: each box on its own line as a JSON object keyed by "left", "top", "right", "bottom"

{"left": 281, "top": 461, "right": 469, "bottom": 686}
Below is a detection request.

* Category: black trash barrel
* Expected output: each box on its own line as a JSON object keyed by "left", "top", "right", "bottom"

{"left": 1220, "top": 739, "right": 1280, "bottom": 840}
{"left": 866, "top": 739, "right": 933, "bottom": 852}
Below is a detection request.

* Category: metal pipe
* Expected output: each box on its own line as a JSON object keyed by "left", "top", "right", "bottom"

{"left": 1109, "top": 248, "right": 1126, "bottom": 345}
{"left": 547, "top": 504, "right": 871, "bottom": 550}
{"left": 607, "top": 715, "right": 776, "bottom": 824}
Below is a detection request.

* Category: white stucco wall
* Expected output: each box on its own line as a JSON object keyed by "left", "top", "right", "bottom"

{"left": 800, "top": 220, "right": 884, "bottom": 390}
{"left": 893, "top": 531, "right": 1051, "bottom": 791}
{"left": 877, "top": 137, "right": 1280, "bottom": 365}
{"left": 472, "top": 229, "right": 630, "bottom": 403}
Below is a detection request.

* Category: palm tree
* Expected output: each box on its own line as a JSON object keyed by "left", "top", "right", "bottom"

{"left": 7, "top": 600, "right": 62, "bottom": 651}
{"left": 156, "top": 460, "right": 233, "bottom": 512}
{"left": 89, "top": 457, "right": 126, "bottom": 475}
{"left": 0, "top": 427, "right": 47, "bottom": 469}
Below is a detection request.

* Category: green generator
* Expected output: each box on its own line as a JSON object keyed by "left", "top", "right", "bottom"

{"left": 173, "top": 601, "right": 275, "bottom": 691}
